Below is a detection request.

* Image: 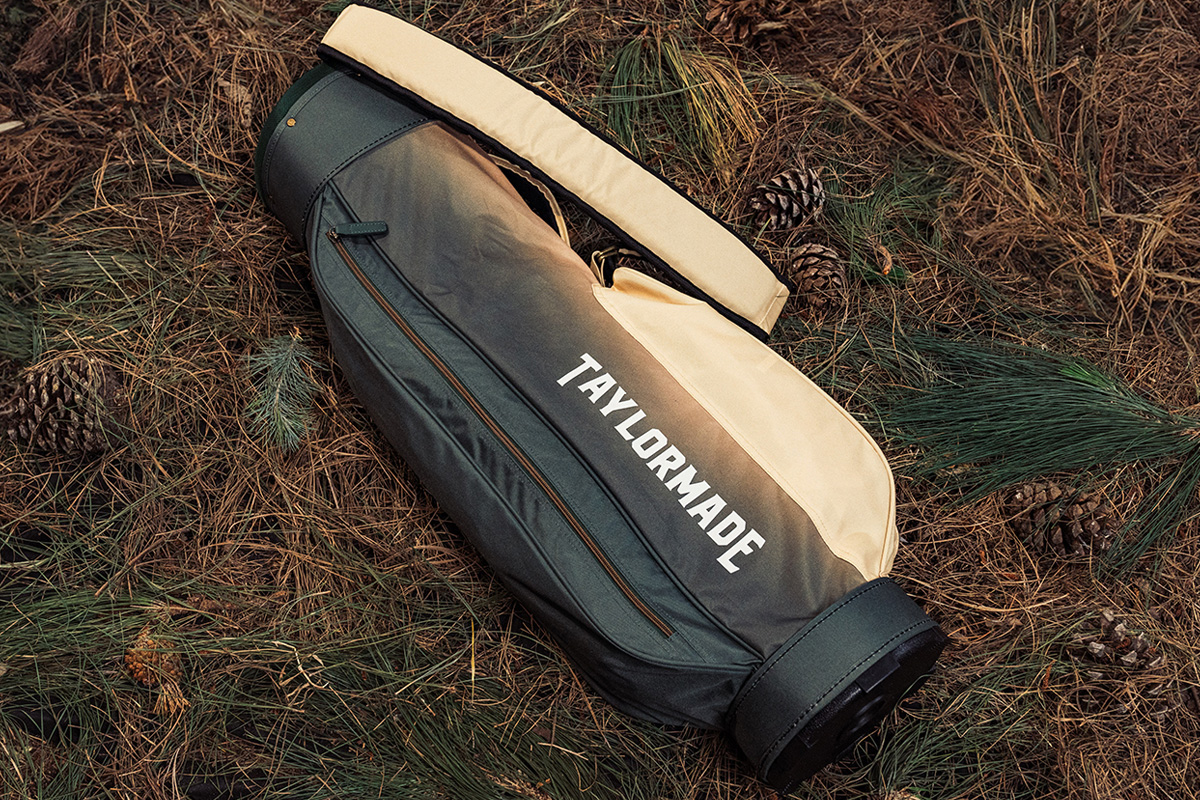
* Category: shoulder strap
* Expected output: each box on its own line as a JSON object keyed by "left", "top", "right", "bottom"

{"left": 317, "top": 4, "right": 789, "bottom": 339}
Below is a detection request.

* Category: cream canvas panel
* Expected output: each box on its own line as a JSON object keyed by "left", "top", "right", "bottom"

{"left": 594, "top": 268, "right": 899, "bottom": 579}
{"left": 321, "top": 5, "right": 789, "bottom": 336}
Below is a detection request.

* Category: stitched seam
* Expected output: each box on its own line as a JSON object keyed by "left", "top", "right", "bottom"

{"left": 730, "top": 580, "right": 886, "bottom": 719}
{"left": 299, "top": 118, "right": 430, "bottom": 233}
{"left": 264, "top": 71, "right": 342, "bottom": 201}
{"left": 756, "top": 618, "right": 929, "bottom": 771}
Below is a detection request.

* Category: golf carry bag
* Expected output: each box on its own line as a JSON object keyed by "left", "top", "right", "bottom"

{"left": 255, "top": 5, "right": 947, "bottom": 790}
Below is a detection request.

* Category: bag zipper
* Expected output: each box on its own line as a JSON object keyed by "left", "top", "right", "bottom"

{"left": 326, "top": 225, "right": 674, "bottom": 637}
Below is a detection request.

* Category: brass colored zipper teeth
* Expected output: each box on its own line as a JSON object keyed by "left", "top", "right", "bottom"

{"left": 328, "top": 229, "right": 673, "bottom": 637}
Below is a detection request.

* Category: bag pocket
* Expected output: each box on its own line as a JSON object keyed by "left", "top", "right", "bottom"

{"left": 308, "top": 188, "right": 754, "bottom": 726}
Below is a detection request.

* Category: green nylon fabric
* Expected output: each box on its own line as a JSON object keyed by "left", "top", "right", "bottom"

{"left": 310, "top": 184, "right": 754, "bottom": 728}
{"left": 256, "top": 61, "right": 945, "bottom": 789}
{"left": 253, "top": 62, "right": 334, "bottom": 198}
{"left": 257, "top": 64, "right": 429, "bottom": 242}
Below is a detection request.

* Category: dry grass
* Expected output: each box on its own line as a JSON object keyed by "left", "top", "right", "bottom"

{"left": 2, "top": 0, "right": 1199, "bottom": 798}
{"left": 757, "top": 0, "right": 1200, "bottom": 333}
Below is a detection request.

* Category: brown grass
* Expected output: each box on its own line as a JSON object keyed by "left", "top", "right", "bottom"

{"left": 759, "top": 0, "right": 1200, "bottom": 333}
{"left": 2, "top": 0, "right": 1199, "bottom": 798}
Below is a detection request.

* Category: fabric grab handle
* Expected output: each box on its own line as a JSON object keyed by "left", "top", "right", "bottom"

{"left": 488, "top": 154, "right": 572, "bottom": 246}
{"left": 317, "top": 4, "right": 789, "bottom": 337}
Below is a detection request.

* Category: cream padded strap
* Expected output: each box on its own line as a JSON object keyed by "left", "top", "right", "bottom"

{"left": 320, "top": 5, "right": 789, "bottom": 336}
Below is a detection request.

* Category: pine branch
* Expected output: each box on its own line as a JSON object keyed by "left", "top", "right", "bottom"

{"left": 880, "top": 333, "right": 1199, "bottom": 489}
{"left": 1104, "top": 447, "right": 1200, "bottom": 575}
{"left": 810, "top": 328, "right": 1200, "bottom": 573}
{"left": 243, "top": 333, "right": 323, "bottom": 451}
{"left": 599, "top": 32, "right": 760, "bottom": 169}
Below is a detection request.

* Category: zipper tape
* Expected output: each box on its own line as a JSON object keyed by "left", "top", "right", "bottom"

{"left": 327, "top": 226, "right": 674, "bottom": 637}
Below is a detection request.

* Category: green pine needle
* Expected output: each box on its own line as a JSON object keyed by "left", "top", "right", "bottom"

{"left": 243, "top": 334, "right": 323, "bottom": 451}
{"left": 598, "top": 33, "right": 759, "bottom": 168}
{"left": 0, "top": 296, "right": 41, "bottom": 363}
{"left": 820, "top": 161, "right": 955, "bottom": 285}
{"left": 1104, "top": 447, "right": 1200, "bottom": 574}
{"left": 882, "top": 334, "right": 1198, "bottom": 486}
{"left": 810, "top": 328, "right": 1200, "bottom": 573}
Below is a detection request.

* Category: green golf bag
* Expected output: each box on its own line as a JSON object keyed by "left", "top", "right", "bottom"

{"left": 255, "top": 6, "right": 947, "bottom": 791}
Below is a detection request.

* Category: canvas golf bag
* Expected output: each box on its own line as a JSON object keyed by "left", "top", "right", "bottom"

{"left": 255, "top": 5, "right": 947, "bottom": 791}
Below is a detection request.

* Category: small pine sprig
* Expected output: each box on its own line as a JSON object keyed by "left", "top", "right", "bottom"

{"left": 243, "top": 332, "right": 323, "bottom": 451}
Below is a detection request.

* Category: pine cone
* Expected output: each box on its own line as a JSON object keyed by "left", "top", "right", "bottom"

{"left": 0, "top": 353, "right": 125, "bottom": 454}
{"left": 1065, "top": 614, "right": 1176, "bottom": 719}
{"left": 1006, "top": 481, "right": 1116, "bottom": 557}
{"left": 706, "top": 0, "right": 802, "bottom": 48}
{"left": 787, "top": 243, "right": 845, "bottom": 309}
{"left": 126, "top": 625, "right": 189, "bottom": 714}
{"left": 747, "top": 166, "right": 825, "bottom": 231}
{"left": 1067, "top": 609, "right": 1177, "bottom": 718}
{"left": 1073, "top": 609, "right": 1163, "bottom": 671}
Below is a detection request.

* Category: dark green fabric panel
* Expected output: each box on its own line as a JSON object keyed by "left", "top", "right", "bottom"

{"left": 310, "top": 188, "right": 752, "bottom": 728}
{"left": 330, "top": 125, "right": 869, "bottom": 659}
{"left": 729, "top": 578, "right": 940, "bottom": 775}
{"left": 257, "top": 66, "right": 429, "bottom": 241}
{"left": 254, "top": 62, "right": 333, "bottom": 201}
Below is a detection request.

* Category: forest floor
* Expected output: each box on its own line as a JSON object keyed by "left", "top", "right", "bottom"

{"left": 2, "top": 1, "right": 1199, "bottom": 798}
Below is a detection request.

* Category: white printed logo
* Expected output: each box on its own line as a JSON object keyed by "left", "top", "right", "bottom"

{"left": 558, "top": 353, "right": 764, "bottom": 573}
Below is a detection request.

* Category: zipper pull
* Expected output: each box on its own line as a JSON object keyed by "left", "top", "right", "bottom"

{"left": 330, "top": 221, "right": 388, "bottom": 238}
